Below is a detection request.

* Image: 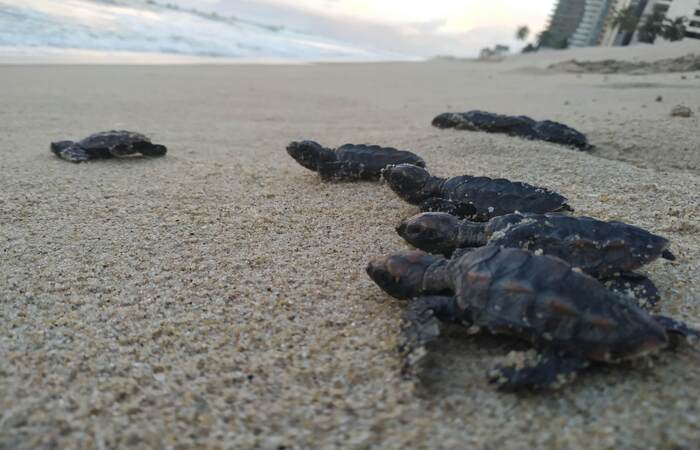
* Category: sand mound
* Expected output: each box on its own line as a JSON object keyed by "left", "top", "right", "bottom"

{"left": 549, "top": 53, "right": 700, "bottom": 74}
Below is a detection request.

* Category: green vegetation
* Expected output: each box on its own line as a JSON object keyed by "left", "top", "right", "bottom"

{"left": 516, "top": 26, "right": 530, "bottom": 41}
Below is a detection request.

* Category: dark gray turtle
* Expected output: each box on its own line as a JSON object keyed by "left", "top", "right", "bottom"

{"left": 366, "top": 247, "right": 699, "bottom": 389}
{"left": 396, "top": 211, "right": 675, "bottom": 307}
{"left": 396, "top": 212, "right": 674, "bottom": 277}
{"left": 51, "top": 130, "right": 167, "bottom": 163}
{"left": 432, "top": 110, "right": 592, "bottom": 150}
{"left": 382, "top": 164, "right": 571, "bottom": 221}
{"left": 286, "top": 140, "right": 425, "bottom": 181}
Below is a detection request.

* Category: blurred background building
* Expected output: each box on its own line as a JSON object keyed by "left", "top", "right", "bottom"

{"left": 541, "top": 0, "right": 700, "bottom": 48}
{"left": 569, "top": 0, "right": 617, "bottom": 47}
{"left": 663, "top": 0, "right": 700, "bottom": 38}
{"left": 541, "top": 0, "right": 588, "bottom": 48}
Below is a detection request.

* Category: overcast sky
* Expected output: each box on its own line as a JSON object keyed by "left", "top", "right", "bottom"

{"left": 174, "top": 0, "right": 556, "bottom": 57}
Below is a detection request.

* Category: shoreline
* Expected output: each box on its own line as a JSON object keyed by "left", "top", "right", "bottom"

{"left": 0, "top": 45, "right": 421, "bottom": 66}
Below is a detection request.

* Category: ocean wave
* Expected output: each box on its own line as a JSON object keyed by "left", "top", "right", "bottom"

{"left": 0, "top": 0, "right": 392, "bottom": 60}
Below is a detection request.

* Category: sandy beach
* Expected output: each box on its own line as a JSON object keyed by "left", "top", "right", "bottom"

{"left": 1, "top": 42, "right": 700, "bottom": 449}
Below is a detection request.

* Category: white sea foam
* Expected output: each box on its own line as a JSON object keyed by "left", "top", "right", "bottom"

{"left": 0, "top": 0, "right": 399, "bottom": 61}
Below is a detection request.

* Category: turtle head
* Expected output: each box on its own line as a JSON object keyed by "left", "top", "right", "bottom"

{"left": 382, "top": 164, "right": 433, "bottom": 204}
{"left": 396, "top": 213, "right": 461, "bottom": 256}
{"left": 366, "top": 250, "right": 444, "bottom": 299}
{"left": 286, "top": 140, "right": 335, "bottom": 172}
{"left": 50, "top": 140, "right": 75, "bottom": 155}
{"left": 431, "top": 112, "right": 459, "bottom": 129}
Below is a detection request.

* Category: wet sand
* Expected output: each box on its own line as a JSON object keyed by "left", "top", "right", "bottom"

{"left": 1, "top": 44, "right": 699, "bottom": 448}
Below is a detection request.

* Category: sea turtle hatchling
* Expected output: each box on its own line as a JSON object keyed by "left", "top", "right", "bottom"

{"left": 51, "top": 130, "right": 167, "bottom": 163}
{"left": 287, "top": 140, "right": 425, "bottom": 181}
{"left": 382, "top": 164, "right": 571, "bottom": 221}
{"left": 432, "top": 110, "right": 592, "bottom": 150}
{"left": 366, "top": 246, "right": 699, "bottom": 389}
{"left": 397, "top": 212, "right": 675, "bottom": 275}
{"left": 396, "top": 212, "right": 676, "bottom": 307}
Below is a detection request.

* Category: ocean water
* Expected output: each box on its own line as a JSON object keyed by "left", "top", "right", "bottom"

{"left": 0, "top": 0, "right": 395, "bottom": 61}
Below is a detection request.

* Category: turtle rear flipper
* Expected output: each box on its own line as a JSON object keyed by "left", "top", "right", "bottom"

{"left": 602, "top": 272, "right": 660, "bottom": 309}
{"left": 653, "top": 315, "right": 700, "bottom": 346}
{"left": 400, "top": 296, "right": 465, "bottom": 375}
{"left": 555, "top": 203, "right": 575, "bottom": 213}
{"left": 662, "top": 250, "right": 676, "bottom": 261}
{"left": 420, "top": 198, "right": 478, "bottom": 220}
{"left": 488, "top": 350, "right": 589, "bottom": 390}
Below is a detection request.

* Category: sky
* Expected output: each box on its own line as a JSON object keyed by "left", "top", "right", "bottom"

{"left": 175, "top": 0, "right": 557, "bottom": 57}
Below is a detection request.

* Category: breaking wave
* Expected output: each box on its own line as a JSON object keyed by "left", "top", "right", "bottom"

{"left": 0, "top": 0, "right": 394, "bottom": 61}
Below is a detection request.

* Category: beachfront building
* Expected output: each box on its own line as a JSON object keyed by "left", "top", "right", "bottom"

{"left": 544, "top": 0, "right": 631, "bottom": 47}
{"left": 633, "top": 0, "right": 700, "bottom": 41}
{"left": 569, "top": 0, "right": 618, "bottom": 46}
{"left": 599, "top": 0, "right": 650, "bottom": 45}
{"left": 640, "top": 0, "right": 674, "bottom": 17}
{"left": 542, "top": 0, "right": 587, "bottom": 47}
{"left": 545, "top": 0, "right": 700, "bottom": 47}
{"left": 665, "top": 0, "right": 700, "bottom": 38}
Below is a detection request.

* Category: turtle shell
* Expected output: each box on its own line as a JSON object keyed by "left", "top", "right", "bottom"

{"left": 449, "top": 246, "right": 667, "bottom": 362}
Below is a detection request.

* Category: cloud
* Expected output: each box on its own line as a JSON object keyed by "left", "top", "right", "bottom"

{"left": 174, "top": 0, "right": 551, "bottom": 57}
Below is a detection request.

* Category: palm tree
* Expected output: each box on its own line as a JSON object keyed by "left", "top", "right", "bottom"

{"left": 637, "top": 9, "right": 666, "bottom": 43}
{"left": 661, "top": 16, "right": 688, "bottom": 41}
{"left": 611, "top": 6, "right": 641, "bottom": 33}
{"left": 536, "top": 30, "right": 552, "bottom": 48}
{"left": 610, "top": 5, "right": 643, "bottom": 46}
{"left": 516, "top": 26, "right": 530, "bottom": 41}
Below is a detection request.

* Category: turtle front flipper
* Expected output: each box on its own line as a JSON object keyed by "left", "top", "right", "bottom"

{"left": 51, "top": 144, "right": 92, "bottom": 163}
{"left": 317, "top": 161, "right": 375, "bottom": 181}
{"left": 602, "top": 272, "right": 660, "bottom": 309}
{"left": 400, "top": 295, "right": 466, "bottom": 375}
{"left": 488, "top": 350, "right": 590, "bottom": 390}
{"left": 419, "top": 198, "right": 478, "bottom": 220}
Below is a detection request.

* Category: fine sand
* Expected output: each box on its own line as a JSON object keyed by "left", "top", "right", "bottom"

{"left": 1, "top": 43, "right": 700, "bottom": 449}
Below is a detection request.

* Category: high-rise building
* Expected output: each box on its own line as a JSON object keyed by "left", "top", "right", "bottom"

{"left": 543, "top": 0, "right": 588, "bottom": 47}
{"left": 599, "top": 0, "right": 649, "bottom": 46}
{"left": 569, "top": 0, "right": 618, "bottom": 46}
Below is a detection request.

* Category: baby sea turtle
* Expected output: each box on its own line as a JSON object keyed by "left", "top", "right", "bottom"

{"left": 287, "top": 140, "right": 425, "bottom": 181}
{"left": 382, "top": 164, "right": 571, "bottom": 221}
{"left": 432, "top": 110, "right": 592, "bottom": 150}
{"left": 51, "top": 130, "right": 167, "bottom": 163}
{"left": 396, "top": 212, "right": 675, "bottom": 307}
{"left": 366, "top": 246, "right": 698, "bottom": 389}
{"left": 396, "top": 212, "right": 675, "bottom": 276}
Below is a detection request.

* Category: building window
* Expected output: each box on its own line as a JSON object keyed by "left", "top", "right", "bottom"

{"left": 690, "top": 20, "right": 700, "bottom": 28}
{"left": 695, "top": 9, "right": 700, "bottom": 17}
